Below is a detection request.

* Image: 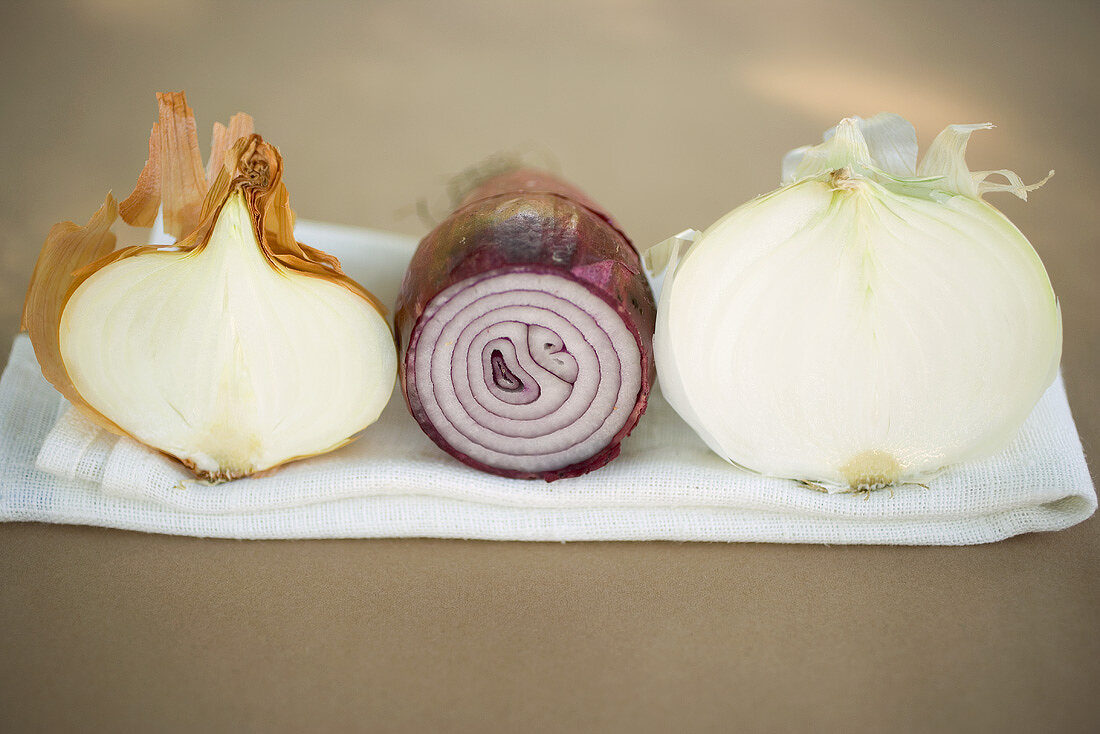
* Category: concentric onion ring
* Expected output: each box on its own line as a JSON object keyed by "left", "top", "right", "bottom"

{"left": 407, "top": 270, "right": 642, "bottom": 475}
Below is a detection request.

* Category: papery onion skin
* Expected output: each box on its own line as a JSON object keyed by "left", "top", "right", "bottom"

{"left": 395, "top": 169, "right": 656, "bottom": 480}
{"left": 650, "top": 114, "right": 1062, "bottom": 491}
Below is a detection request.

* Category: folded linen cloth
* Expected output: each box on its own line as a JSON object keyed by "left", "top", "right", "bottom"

{"left": 1, "top": 221, "right": 1094, "bottom": 543}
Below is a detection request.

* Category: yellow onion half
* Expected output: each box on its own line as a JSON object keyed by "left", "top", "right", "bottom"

{"left": 23, "top": 92, "right": 395, "bottom": 481}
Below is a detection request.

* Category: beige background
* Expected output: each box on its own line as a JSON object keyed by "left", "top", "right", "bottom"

{"left": 2, "top": 1, "right": 1098, "bottom": 731}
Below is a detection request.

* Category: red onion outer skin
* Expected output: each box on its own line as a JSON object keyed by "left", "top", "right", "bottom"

{"left": 395, "top": 169, "right": 656, "bottom": 480}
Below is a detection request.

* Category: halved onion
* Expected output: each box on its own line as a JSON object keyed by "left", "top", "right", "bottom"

{"left": 648, "top": 114, "right": 1061, "bottom": 491}
{"left": 23, "top": 92, "right": 396, "bottom": 481}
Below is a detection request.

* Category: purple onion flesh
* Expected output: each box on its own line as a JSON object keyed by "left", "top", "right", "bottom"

{"left": 395, "top": 169, "right": 656, "bottom": 480}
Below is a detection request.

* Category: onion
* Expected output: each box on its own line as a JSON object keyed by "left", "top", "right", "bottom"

{"left": 647, "top": 114, "right": 1061, "bottom": 491}
{"left": 22, "top": 92, "right": 396, "bottom": 481}
{"left": 395, "top": 169, "right": 656, "bottom": 480}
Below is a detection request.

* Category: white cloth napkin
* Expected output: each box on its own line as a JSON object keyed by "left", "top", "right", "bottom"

{"left": 1, "top": 221, "right": 1094, "bottom": 543}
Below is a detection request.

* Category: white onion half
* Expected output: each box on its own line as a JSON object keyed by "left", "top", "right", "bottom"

{"left": 649, "top": 114, "right": 1061, "bottom": 490}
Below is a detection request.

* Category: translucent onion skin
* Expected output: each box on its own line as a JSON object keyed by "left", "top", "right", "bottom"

{"left": 395, "top": 169, "right": 656, "bottom": 480}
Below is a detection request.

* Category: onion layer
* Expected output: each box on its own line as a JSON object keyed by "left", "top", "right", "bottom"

{"left": 396, "top": 169, "right": 655, "bottom": 480}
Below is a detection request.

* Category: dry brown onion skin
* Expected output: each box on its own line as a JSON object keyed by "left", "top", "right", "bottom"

{"left": 22, "top": 91, "right": 393, "bottom": 480}
{"left": 21, "top": 194, "right": 123, "bottom": 434}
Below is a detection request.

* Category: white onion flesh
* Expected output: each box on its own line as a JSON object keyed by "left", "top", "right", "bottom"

{"left": 60, "top": 193, "right": 395, "bottom": 478}
{"left": 408, "top": 271, "right": 642, "bottom": 473}
{"left": 651, "top": 114, "right": 1061, "bottom": 490}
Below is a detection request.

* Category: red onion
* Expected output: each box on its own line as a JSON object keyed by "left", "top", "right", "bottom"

{"left": 395, "top": 169, "right": 656, "bottom": 480}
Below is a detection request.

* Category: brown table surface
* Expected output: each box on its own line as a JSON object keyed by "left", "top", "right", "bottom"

{"left": 2, "top": 1, "right": 1098, "bottom": 732}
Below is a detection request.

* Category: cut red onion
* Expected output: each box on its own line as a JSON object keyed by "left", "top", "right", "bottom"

{"left": 396, "top": 169, "right": 655, "bottom": 480}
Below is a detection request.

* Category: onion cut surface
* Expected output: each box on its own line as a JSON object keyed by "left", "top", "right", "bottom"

{"left": 396, "top": 169, "right": 656, "bottom": 480}
{"left": 60, "top": 192, "right": 394, "bottom": 478}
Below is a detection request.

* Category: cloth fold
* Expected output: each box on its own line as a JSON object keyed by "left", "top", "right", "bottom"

{"left": 1, "top": 221, "right": 1094, "bottom": 544}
